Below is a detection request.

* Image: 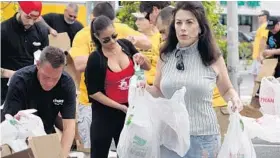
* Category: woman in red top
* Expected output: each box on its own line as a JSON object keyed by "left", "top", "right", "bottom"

{"left": 85, "top": 15, "right": 151, "bottom": 158}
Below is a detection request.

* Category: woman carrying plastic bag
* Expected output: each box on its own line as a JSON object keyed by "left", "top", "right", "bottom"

{"left": 217, "top": 102, "right": 256, "bottom": 158}
{"left": 259, "top": 76, "right": 280, "bottom": 116}
{"left": 117, "top": 65, "right": 190, "bottom": 158}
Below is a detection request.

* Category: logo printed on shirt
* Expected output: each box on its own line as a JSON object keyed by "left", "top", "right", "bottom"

{"left": 32, "top": 42, "right": 41, "bottom": 47}
{"left": 268, "top": 36, "right": 277, "bottom": 48}
{"left": 118, "top": 76, "right": 131, "bottom": 90}
{"left": 53, "top": 99, "right": 64, "bottom": 105}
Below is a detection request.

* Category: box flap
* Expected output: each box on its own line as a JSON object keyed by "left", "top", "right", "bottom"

{"left": 28, "top": 134, "right": 63, "bottom": 158}
{"left": 48, "top": 32, "right": 70, "bottom": 52}
{"left": 256, "top": 59, "right": 278, "bottom": 82}
{"left": 2, "top": 148, "right": 34, "bottom": 158}
{"left": 1, "top": 144, "right": 12, "bottom": 157}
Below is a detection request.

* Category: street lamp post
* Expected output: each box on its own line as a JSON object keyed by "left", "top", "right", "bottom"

{"left": 227, "top": 1, "right": 240, "bottom": 95}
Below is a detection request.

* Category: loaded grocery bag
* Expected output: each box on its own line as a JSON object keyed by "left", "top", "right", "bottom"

{"left": 117, "top": 64, "right": 160, "bottom": 158}
{"left": 217, "top": 102, "right": 256, "bottom": 158}
{"left": 117, "top": 64, "right": 190, "bottom": 158}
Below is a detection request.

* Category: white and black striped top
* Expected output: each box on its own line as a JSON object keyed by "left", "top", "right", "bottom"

{"left": 160, "top": 41, "right": 220, "bottom": 135}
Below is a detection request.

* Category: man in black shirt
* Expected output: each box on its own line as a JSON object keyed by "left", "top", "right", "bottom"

{"left": 263, "top": 17, "right": 280, "bottom": 77}
{"left": 1, "top": 1, "right": 49, "bottom": 104}
{"left": 1, "top": 46, "right": 76, "bottom": 157}
{"left": 39, "top": 3, "right": 83, "bottom": 45}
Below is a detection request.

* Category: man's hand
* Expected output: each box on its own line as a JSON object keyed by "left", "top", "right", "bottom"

{"left": 133, "top": 53, "right": 146, "bottom": 66}
{"left": 126, "top": 36, "right": 137, "bottom": 45}
{"left": 257, "top": 55, "right": 264, "bottom": 64}
{"left": 61, "top": 119, "right": 75, "bottom": 158}
{"left": 263, "top": 49, "right": 274, "bottom": 58}
{"left": 1, "top": 68, "right": 15, "bottom": 78}
{"left": 50, "top": 28, "right": 58, "bottom": 37}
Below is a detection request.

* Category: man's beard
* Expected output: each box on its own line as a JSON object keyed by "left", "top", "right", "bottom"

{"left": 64, "top": 17, "right": 75, "bottom": 25}
{"left": 17, "top": 13, "right": 32, "bottom": 29}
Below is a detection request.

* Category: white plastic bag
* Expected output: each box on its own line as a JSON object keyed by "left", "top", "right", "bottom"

{"left": 154, "top": 87, "right": 190, "bottom": 157}
{"left": 118, "top": 65, "right": 190, "bottom": 158}
{"left": 0, "top": 109, "right": 46, "bottom": 152}
{"left": 218, "top": 102, "right": 256, "bottom": 158}
{"left": 241, "top": 114, "right": 280, "bottom": 143}
{"left": 33, "top": 49, "right": 42, "bottom": 65}
{"left": 259, "top": 76, "right": 280, "bottom": 116}
{"left": 117, "top": 66, "right": 160, "bottom": 158}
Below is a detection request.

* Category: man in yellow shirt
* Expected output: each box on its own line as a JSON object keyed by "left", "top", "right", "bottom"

{"left": 132, "top": 12, "right": 161, "bottom": 85}
{"left": 251, "top": 10, "right": 270, "bottom": 79}
{"left": 70, "top": 2, "right": 151, "bottom": 149}
{"left": 155, "top": 5, "right": 226, "bottom": 107}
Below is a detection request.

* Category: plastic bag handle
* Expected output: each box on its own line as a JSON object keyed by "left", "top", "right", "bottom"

{"left": 134, "top": 62, "right": 140, "bottom": 71}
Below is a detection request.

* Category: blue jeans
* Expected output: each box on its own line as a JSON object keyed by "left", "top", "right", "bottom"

{"left": 160, "top": 135, "right": 221, "bottom": 158}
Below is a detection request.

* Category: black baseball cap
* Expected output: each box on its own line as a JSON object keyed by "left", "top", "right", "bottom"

{"left": 266, "top": 17, "right": 279, "bottom": 30}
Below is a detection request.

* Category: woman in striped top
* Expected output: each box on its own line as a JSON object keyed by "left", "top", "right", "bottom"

{"left": 147, "top": 2, "right": 243, "bottom": 158}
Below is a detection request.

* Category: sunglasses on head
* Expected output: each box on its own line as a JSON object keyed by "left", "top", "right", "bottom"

{"left": 102, "top": 33, "right": 118, "bottom": 44}
{"left": 145, "top": 12, "right": 150, "bottom": 20}
{"left": 175, "top": 50, "right": 184, "bottom": 71}
{"left": 258, "top": 14, "right": 265, "bottom": 17}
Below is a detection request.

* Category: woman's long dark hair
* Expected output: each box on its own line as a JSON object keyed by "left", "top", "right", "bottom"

{"left": 160, "top": 1, "right": 220, "bottom": 66}
{"left": 90, "top": 15, "right": 113, "bottom": 51}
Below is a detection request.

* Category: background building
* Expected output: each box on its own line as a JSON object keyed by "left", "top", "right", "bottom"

{"left": 219, "top": 1, "right": 280, "bottom": 33}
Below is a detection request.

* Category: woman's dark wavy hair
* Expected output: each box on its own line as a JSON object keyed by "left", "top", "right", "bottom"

{"left": 90, "top": 15, "right": 113, "bottom": 51}
{"left": 160, "top": 1, "right": 220, "bottom": 66}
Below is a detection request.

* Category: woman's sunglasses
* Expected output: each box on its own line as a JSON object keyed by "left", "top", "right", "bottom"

{"left": 102, "top": 33, "right": 118, "bottom": 44}
{"left": 175, "top": 50, "right": 185, "bottom": 71}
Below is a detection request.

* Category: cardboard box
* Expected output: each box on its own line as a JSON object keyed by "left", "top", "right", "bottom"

{"left": 250, "top": 96, "right": 261, "bottom": 109}
{"left": 1, "top": 145, "right": 12, "bottom": 157}
{"left": 49, "top": 32, "right": 80, "bottom": 89}
{"left": 240, "top": 105, "right": 263, "bottom": 119}
{"left": 2, "top": 148, "right": 34, "bottom": 158}
{"left": 252, "top": 81, "right": 260, "bottom": 97}
{"left": 256, "top": 58, "right": 278, "bottom": 82}
{"left": 28, "top": 134, "right": 63, "bottom": 158}
{"left": 1, "top": 134, "right": 63, "bottom": 158}
{"left": 48, "top": 32, "right": 70, "bottom": 52}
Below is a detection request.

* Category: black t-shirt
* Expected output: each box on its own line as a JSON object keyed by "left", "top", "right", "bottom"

{"left": 266, "top": 31, "right": 280, "bottom": 77}
{"left": 85, "top": 39, "right": 138, "bottom": 116}
{"left": 1, "top": 65, "right": 76, "bottom": 134}
{"left": 1, "top": 13, "right": 49, "bottom": 104}
{"left": 42, "top": 13, "right": 83, "bottom": 45}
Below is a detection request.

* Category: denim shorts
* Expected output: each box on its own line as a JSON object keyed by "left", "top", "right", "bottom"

{"left": 160, "top": 135, "right": 221, "bottom": 158}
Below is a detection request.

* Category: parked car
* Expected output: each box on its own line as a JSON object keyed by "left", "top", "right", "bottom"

{"left": 223, "top": 31, "right": 254, "bottom": 43}
{"left": 248, "top": 31, "right": 257, "bottom": 40}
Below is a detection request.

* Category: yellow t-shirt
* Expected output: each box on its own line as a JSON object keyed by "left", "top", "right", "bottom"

{"left": 212, "top": 87, "right": 226, "bottom": 107}
{"left": 139, "top": 32, "right": 161, "bottom": 85}
{"left": 252, "top": 23, "right": 269, "bottom": 59}
{"left": 69, "top": 22, "right": 144, "bottom": 105}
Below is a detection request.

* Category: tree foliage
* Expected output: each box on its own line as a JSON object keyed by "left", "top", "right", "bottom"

{"left": 116, "top": 1, "right": 226, "bottom": 48}
{"left": 117, "top": 2, "right": 253, "bottom": 63}
{"left": 116, "top": 1, "right": 140, "bottom": 30}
